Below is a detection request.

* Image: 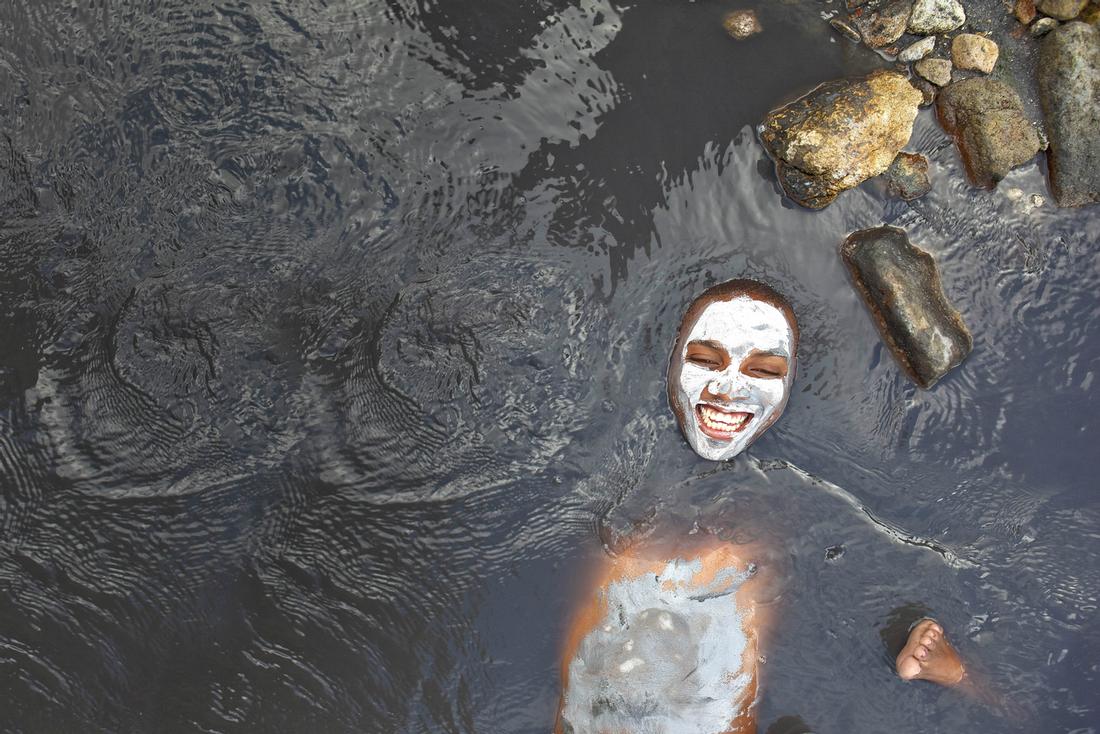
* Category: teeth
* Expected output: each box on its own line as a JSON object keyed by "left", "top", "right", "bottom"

{"left": 698, "top": 405, "right": 751, "bottom": 433}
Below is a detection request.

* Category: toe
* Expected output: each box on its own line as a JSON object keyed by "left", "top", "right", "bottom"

{"left": 929, "top": 622, "right": 943, "bottom": 635}
{"left": 920, "top": 633, "right": 935, "bottom": 647}
{"left": 915, "top": 645, "right": 929, "bottom": 660}
{"left": 897, "top": 656, "right": 921, "bottom": 680}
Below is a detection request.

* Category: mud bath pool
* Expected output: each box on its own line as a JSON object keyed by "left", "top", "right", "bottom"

{"left": 1, "top": 0, "right": 1099, "bottom": 732}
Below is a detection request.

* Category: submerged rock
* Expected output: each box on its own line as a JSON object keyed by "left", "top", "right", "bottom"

{"left": 760, "top": 70, "right": 922, "bottom": 209}
{"left": 908, "top": 0, "right": 966, "bottom": 34}
{"left": 831, "top": 16, "right": 863, "bottom": 42}
{"left": 899, "top": 36, "right": 937, "bottom": 62}
{"left": 884, "top": 152, "right": 932, "bottom": 199}
{"left": 842, "top": 226, "right": 972, "bottom": 389}
{"left": 723, "top": 9, "right": 763, "bottom": 39}
{"left": 1037, "top": 0, "right": 1088, "bottom": 19}
{"left": 952, "top": 34, "right": 1000, "bottom": 73}
{"left": 936, "top": 78, "right": 1042, "bottom": 187}
{"left": 852, "top": 0, "right": 912, "bottom": 47}
{"left": 915, "top": 57, "right": 954, "bottom": 86}
{"left": 1038, "top": 22, "right": 1100, "bottom": 206}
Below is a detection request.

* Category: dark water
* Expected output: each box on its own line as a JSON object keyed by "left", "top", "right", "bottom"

{"left": 1, "top": 0, "right": 1098, "bottom": 732}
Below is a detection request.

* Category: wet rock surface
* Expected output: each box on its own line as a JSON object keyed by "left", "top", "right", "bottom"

{"left": 936, "top": 77, "right": 1042, "bottom": 187}
{"left": 952, "top": 33, "right": 1000, "bottom": 73}
{"left": 908, "top": 0, "right": 967, "bottom": 33}
{"left": 884, "top": 152, "right": 933, "bottom": 199}
{"left": 1037, "top": 21, "right": 1100, "bottom": 206}
{"left": 1037, "top": 0, "right": 1088, "bottom": 19}
{"left": 760, "top": 70, "right": 922, "bottom": 209}
{"left": 842, "top": 226, "right": 973, "bottom": 389}
{"left": 852, "top": 0, "right": 913, "bottom": 47}
{"left": 915, "top": 57, "right": 954, "bottom": 85}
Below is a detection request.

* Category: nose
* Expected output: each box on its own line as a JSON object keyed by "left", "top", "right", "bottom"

{"left": 707, "top": 371, "right": 739, "bottom": 398}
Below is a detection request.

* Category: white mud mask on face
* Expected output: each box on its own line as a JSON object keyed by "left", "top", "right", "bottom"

{"left": 675, "top": 296, "right": 794, "bottom": 461}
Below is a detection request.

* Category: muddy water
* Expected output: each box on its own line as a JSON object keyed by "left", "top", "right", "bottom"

{"left": 1, "top": 0, "right": 1098, "bottom": 732}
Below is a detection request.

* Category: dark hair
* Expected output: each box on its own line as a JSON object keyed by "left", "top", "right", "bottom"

{"left": 666, "top": 279, "right": 799, "bottom": 423}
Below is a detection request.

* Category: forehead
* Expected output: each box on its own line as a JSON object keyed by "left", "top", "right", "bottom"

{"left": 685, "top": 296, "right": 792, "bottom": 354}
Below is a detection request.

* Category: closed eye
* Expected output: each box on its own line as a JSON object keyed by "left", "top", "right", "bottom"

{"left": 685, "top": 341, "right": 728, "bottom": 371}
{"left": 740, "top": 353, "right": 788, "bottom": 379}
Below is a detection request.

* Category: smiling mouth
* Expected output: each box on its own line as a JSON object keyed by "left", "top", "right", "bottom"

{"left": 696, "top": 404, "right": 753, "bottom": 440}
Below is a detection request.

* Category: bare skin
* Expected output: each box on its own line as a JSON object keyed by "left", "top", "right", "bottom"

{"left": 895, "top": 618, "right": 965, "bottom": 686}
{"left": 556, "top": 537, "right": 773, "bottom": 734}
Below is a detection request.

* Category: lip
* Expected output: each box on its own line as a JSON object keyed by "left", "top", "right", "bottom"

{"left": 695, "top": 404, "right": 754, "bottom": 441}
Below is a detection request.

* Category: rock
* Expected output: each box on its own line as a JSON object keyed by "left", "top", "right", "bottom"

{"left": 899, "top": 36, "right": 937, "bottom": 62}
{"left": 1038, "top": 21, "right": 1100, "bottom": 206}
{"left": 884, "top": 152, "right": 933, "bottom": 199}
{"left": 1016, "top": 0, "right": 1038, "bottom": 23}
{"left": 912, "top": 76, "right": 939, "bottom": 105}
{"left": 851, "top": 0, "right": 912, "bottom": 47}
{"left": 915, "top": 57, "right": 954, "bottom": 85}
{"left": 936, "top": 78, "right": 1042, "bottom": 187}
{"left": 1081, "top": 2, "right": 1100, "bottom": 24}
{"left": 908, "top": 0, "right": 966, "bottom": 34}
{"left": 831, "top": 17, "right": 863, "bottom": 42}
{"left": 760, "top": 70, "right": 922, "bottom": 209}
{"left": 841, "top": 226, "right": 972, "bottom": 389}
{"left": 723, "top": 9, "right": 763, "bottom": 39}
{"left": 1032, "top": 16, "right": 1060, "bottom": 33}
{"left": 1037, "top": 0, "right": 1088, "bottom": 19}
{"left": 951, "top": 34, "right": 1000, "bottom": 73}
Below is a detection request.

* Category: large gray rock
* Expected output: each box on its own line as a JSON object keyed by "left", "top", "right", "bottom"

{"left": 842, "top": 226, "right": 972, "bottom": 389}
{"left": 760, "top": 70, "right": 922, "bottom": 209}
{"left": 936, "top": 78, "right": 1042, "bottom": 187}
{"left": 1038, "top": 21, "right": 1100, "bottom": 206}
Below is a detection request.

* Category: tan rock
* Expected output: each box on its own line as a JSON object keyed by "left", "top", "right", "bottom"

{"left": 915, "top": 57, "right": 954, "bottom": 86}
{"left": 952, "top": 34, "right": 1000, "bottom": 73}
{"left": 760, "top": 70, "right": 922, "bottom": 208}
{"left": 1037, "top": 0, "right": 1088, "bottom": 19}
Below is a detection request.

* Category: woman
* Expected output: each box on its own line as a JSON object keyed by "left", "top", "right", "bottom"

{"left": 556, "top": 280, "right": 965, "bottom": 734}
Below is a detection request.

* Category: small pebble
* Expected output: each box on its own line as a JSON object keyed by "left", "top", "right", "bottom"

{"left": 723, "top": 9, "right": 763, "bottom": 39}
{"left": 1031, "top": 16, "right": 1060, "bottom": 34}
{"left": 914, "top": 57, "right": 954, "bottom": 86}
{"left": 1015, "top": 0, "right": 1038, "bottom": 23}
{"left": 952, "top": 33, "right": 1000, "bottom": 73}
{"left": 899, "top": 36, "right": 937, "bottom": 62}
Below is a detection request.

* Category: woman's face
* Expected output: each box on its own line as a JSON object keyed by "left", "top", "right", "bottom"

{"left": 671, "top": 295, "right": 795, "bottom": 461}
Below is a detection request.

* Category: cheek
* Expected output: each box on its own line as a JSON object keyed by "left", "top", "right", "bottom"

{"left": 679, "top": 365, "right": 713, "bottom": 400}
{"left": 748, "top": 378, "right": 788, "bottom": 408}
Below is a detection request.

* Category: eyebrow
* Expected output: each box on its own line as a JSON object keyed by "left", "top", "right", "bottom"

{"left": 746, "top": 349, "right": 789, "bottom": 359}
{"left": 687, "top": 339, "right": 727, "bottom": 351}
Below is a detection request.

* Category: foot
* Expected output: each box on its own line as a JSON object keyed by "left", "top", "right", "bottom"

{"left": 895, "top": 618, "right": 965, "bottom": 686}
